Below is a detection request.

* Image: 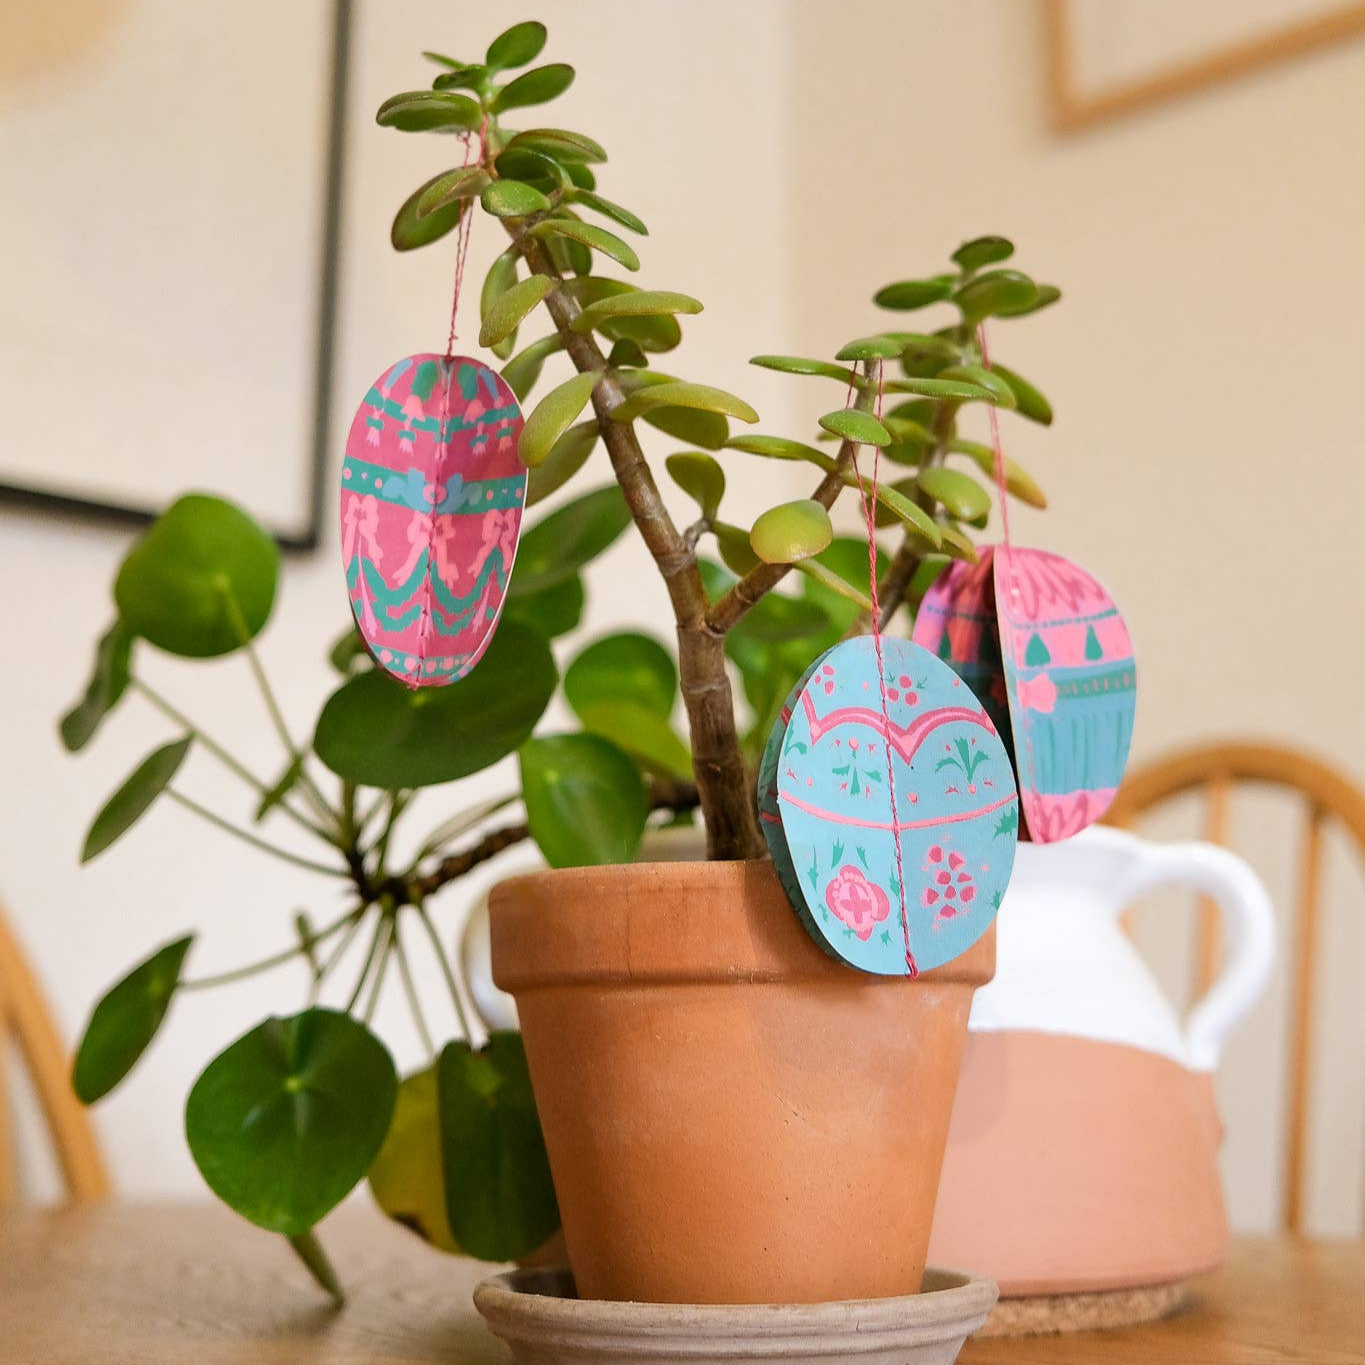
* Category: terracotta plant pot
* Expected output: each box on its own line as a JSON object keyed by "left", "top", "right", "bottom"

{"left": 490, "top": 859, "right": 994, "bottom": 1306}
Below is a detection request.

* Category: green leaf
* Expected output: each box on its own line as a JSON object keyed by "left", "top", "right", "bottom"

{"left": 726, "top": 434, "right": 832, "bottom": 468}
{"left": 713, "top": 522, "right": 760, "bottom": 575}
{"left": 938, "top": 522, "right": 980, "bottom": 562}
{"left": 565, "top": 279, "right": 680, "bottom": 352}
{"left": 867, "top": 482, "right": 942, "bottom": 545}
{"left": 936, "top": 364, "right": 1017, "bottom": 408}
{"left": 430, "top": 63, "right": 486, "bottom": 92}
{"left": 508, "top": 484, "right": 632, "bottom": 596}
{"left": 186, "top": 1009, "right": 397, "bottom": 1236}
{"left": 642, "top": 405, "right": 728, "bottom": 449}
{"left": 422, "top": 51, "right": 469, "bottom": 71}
{"left": 486, "top": 20, "right": 547, "bottom": 71}
{"left": 415, "top": 166, "right": 491, "bottom": 218}
{"left": 255, "top": 754, "right": 303, "bottom": 823}
{"left": 817, "top": 409, "right": 891, "bottom": 446}
{"left": 313, "top": 621, "right": 556, "bottom": 788}
{"left": 873, "top": 276, "right": 954, "bottom": 310}
{"left": 954, "top": 269, "right": 1039, "bottom": 322}
{"left": 114, "top": 495, "right": 278, "bottom": 658}
{"left": 503, "top": 573, "right": 585, "bottom": 639}
{"left": 748, "top": 354, "right": 855, "bottom": 383}
{"left": 81, "top": 735, "right": 191, "bottom": 863}
{"left": 566, "top": 632, "right": 676, "bottom": 719}
{"left": 952, "top": 236, "right": 1014, "bottom": 271}
{"left": 799, "top": 537, "right": 887, "bottom": 631}
{"left": 520, "top": 733, "right": 649, "bottom": 867}
{"left": 481, "top": 179, "right": 552, "bottom": 218}
{"left": 572, "top": 290, "right": 701, "bottom": 333}
{"left": 492, "top": 63, "right": 576, "bottom": 113}
{"left": 530, "top": 218, "right": 639, "bottom": 271}
{"left": 479, "top": 274, "right": 554, "bottom": 348}
{"left": 60, "top": 620, "right": 134, "bottom": 752}
{"left": 376, "top": 91, "right": 480, "bottom": 133}
{"left": 438, "top": 1034, "right": 559, "bottom": 1261}
{"left": 570, "top": 190, "right": 647, "bottom": 234}
{"left": 519, "top": 370, "right": 602, "bottom": 468}
{"left": 479, "top": 248, "right": 521, "bottom": 359}
{"left": 392, "top": 174, "right": 465, "bottom": 251}
{"left": 917, "top": 466, "right": 991, "bottom": 521}
{"left": 883, "top": 376, "right": 995, "bottom": 403}
{"left": 72, "top": 935, "right": 193, "bottom": 1104}
{"left": 834, "top": 335, "right": 904, "bottom": 361}
{"left": 504, "top": 128, "right": 607, "bottom": 164}
{"left": 610, "top": 380, "right": 758, "bottom": 425}
{"left": 502, "top": 334, "right": 564, "bottom": 402}
{"left": 494, "top": 146, "right": 570, "bottom": 193}
{"left": 565, "top": 162, "right": 596, "bottom": 190}
{"left": 792, "top": 557, "right": 873, "bottom": 614}
{"left": 750, "top": 500, "right": 833, "bottom": 564}
{"left": 328, "top": 625, "right": 369, "bottom": 675}
{"left": 605, "top": 338, "right": 648, "bottom": 368}
{"left": 526, "top": 420, "right": 598, "bottom": 506}
{"left": 730, "top": 587, "right": 831, "bottom": 642}
{"left": 997, "top": 283, "right": 1060, "bottom": 317}
{"left": 368, "top": 1066, "right": 460, "bottom": 1254}
{"left": 989, "top": 363, "right": 1053, "bottom": 425}
{"left": 665, "top": 451, "right": 725, "bottom": 518}
{"left": 948, "top": 439, "right": 1048, "bottom": 508}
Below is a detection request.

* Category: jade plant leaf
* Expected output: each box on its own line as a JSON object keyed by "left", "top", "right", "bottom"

{"left": 572, "top": 291, "right": 701, "bottom": 333}
{"left": 479, "top": 275, "right": 554, "bottom": 348}
{"left": 520, "top": 733, "right": 649, "bottom": 867}
{"left": 609, "top": 381, "right": 758, "bottom": 425}
{"left": 507, "top": 484, "right": 632, "bottom": 595}
{"left": 114, "top": 495, "right": 278, "bottom": 657}
{"left": 72, "top": 934, "right": 193, "bottom": 1103}
{"left": 997, "top": 283, "right": 1061, "bottom": 317}
{"left": 817, "top": 410, "right": 891, "bottom": 446}
{"left": 481, "top": 179, "right": 552, "bottom": 217}
{"left": 186, "top": 1008, "right": 397, "bottom": 1236}
{"left": 917, "top": 466, "right": 991, "bottom": 520}
{"left": 501, "top": 334, "right": 564, "bottom": 402}
{"left": 749, "top": 500, "right": 833, "bottom": 564}
{"left": 530, "top": 218, "right": 639, "bottom": 271}
{"left": 491, "top": 63, "right": 576, "bottom": 113}
{"left": 81, "top": 735, "right": 192, "bottom": 863}
{"left": 569, "top": 190, "right": 647, "bottom": 234}
{"left": 392, "top": 175, "right": 465, "bottom": 251}
{"left": 952, "top": 235, "right": 1014, "bottom": 271}
{"left": 665, "top": 451, "right": 725, "bottom": 518}
{"left": 486, "top": 20, "right": 547, "bottom": 71}
{"left": 503, "top": 128, "right": 607, "bottom": 164}
{"left": 376, "top": 91, "right": 480, "bottom": 133}
{"left": 936, "top": 364, "right": 1017, "bottom": 408}
{"left": 948, "top": 439, "right": 1048, "bottom": 507}
{"left": 368, "top": 1066, "right": 460, "bottom": 1254}
{"left": 415, "top": 166, "right": 490, "bottom": 218}
{"left": 873, "top": 276, "right": 954, "bottom": 310}
{"left": 503, "top": 573, "right": 585, "bottom": 640}
{"left": 883, "top": 376, "right": 995, "bottom": 403}
{"left": 989, "top": 362, "right": 1053, "bottom": 425}
{"left": 726, "top": 434, "right": 831, "bottom": 467}
{"left": 313, "top": 621, "right": 556, "bottom": 788}
{"left": 519, "top": 370, "right": 603, "bottom": 468}
{"left": 748, "top": 355, "right": 856, "bottom": 383}
{"left": 438, "top": 1034, "right": 560, "bottom": 1262}
{"left": 60, "top": 620, "right": 135, "bottom": 752}
{"left": 526, "top": 420, "right": 598, "bottom": 506}
{"left": 954, "top": 269, "right": 1039, "bottom": 322}
{"left": 834, "top": 335, "right": 904, "bottom": 361}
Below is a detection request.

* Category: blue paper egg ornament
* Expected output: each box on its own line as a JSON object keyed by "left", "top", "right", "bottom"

{"left": 760, "top": 635, "right": 1019, "bottom": 976}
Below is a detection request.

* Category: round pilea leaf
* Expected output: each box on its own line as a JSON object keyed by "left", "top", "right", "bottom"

{"left": 759, "top": 635, "right": 1018, "bottom": 975}
{"left": 114, "top": 495, "right": 278, "bottom": 658}
{"left": 912, "top": 547, "right": 1137, "bottom": 842}
{"left": 341, "top": 354, "right": 526, "bottom": 688}
{"left": 186, "top": 1008, "right": 397, "bottom": 1237}
{"left": 73, "top": 934, "right": 193, "bottom": 1104}
{"left": 313, "top": 618, "right": 556, "bottom": 789}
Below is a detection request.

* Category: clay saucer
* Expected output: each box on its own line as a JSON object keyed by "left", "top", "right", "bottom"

{"left": 474, "top": 1265, "right": 998, "bottom": 1365}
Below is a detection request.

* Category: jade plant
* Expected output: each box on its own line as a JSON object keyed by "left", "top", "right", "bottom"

{"left": 61, "top": 18, "right": 1057, "bottom": 1297}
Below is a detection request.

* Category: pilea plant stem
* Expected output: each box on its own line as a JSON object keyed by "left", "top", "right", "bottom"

{"left": 164, "top": 790, "right": 351, "bottom": 879}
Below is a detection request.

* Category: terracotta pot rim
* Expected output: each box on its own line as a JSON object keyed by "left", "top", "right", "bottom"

{"left": 490, "top": 857, "right": 995, "bottom": 991}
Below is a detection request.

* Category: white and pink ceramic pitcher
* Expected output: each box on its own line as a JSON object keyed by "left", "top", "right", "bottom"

{"left": 929, "top": 825, "right": 1275, "bottom": 1295}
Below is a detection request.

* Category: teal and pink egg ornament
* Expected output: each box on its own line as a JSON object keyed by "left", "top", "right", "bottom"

{"left": 910, "top": 546, "right": 1137, "bottom": 842}
{"left": 339, "top": 353, "right": 526, "bottom": 687}
{"left": 759, "top": 635, "right": 1020, "bottom": 976}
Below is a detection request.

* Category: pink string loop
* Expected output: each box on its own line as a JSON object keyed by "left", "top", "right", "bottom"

{"left": 848, "top": 360, "right": 916, "bottom": 977}
{"left": 444, "top": 115, "right": 488, "bottom": 362}
{"left": 975, "top": 323, "right": 1011, "bottom": 548}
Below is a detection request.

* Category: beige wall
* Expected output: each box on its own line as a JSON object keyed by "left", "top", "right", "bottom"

{"left": 2, "top": 2, "right": 1360, "bottom": 1234}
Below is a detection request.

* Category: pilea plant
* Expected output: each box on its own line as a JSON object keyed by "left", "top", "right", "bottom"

{"left": 61, "top": 18, "right": 1057, "bottom": 1297}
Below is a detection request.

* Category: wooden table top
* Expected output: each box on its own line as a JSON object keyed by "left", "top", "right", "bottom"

{"left": 0, "top": 1204, "right": 1360, "bottom": 1364}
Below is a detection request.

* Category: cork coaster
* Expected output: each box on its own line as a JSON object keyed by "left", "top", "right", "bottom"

{"left": 975, "top": 1281, "right": 1187, "bottom": 1337}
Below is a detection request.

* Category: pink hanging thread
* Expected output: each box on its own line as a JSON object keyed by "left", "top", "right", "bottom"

{"left": 848, "top": 361, "right": 917, "bottom": 977}
{"left": 444, "top": 114, "right": 488, "bottom": 362}
{"left": 976, "top": 324, "right": 1011, "bottom": 547}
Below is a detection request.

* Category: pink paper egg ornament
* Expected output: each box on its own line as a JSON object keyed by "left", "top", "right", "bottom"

{"left": 340, "top": 353, "right": 526, "bottom": 687}
{"left": 912, "top": 545, "right": 1137, "bottom": 842}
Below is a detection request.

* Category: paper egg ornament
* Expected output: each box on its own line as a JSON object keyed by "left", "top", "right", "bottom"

{"left": 911, "top": 546, "right": 1136, "bottom": 842}
{"left": 340, "top": 354, "right": 526, "bottom": 687}
{"left": 759, "top": 635, "right": 1018, "bottom": 976}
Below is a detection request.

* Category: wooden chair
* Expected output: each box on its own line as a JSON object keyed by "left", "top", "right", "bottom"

{"left": 0, "top": 899, "right": 108, "bottom": 1203}
{"left": 1106, "top": 741, "right": 1365, "bottom": 1234}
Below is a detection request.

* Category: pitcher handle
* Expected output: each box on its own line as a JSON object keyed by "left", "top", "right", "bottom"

{"left": 1116, "top": 840, "right": 1276, "bottom": 1071}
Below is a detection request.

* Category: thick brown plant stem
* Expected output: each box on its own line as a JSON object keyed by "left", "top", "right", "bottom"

{"left": 501, "top": 220, "right": 765, "bottom": 859}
